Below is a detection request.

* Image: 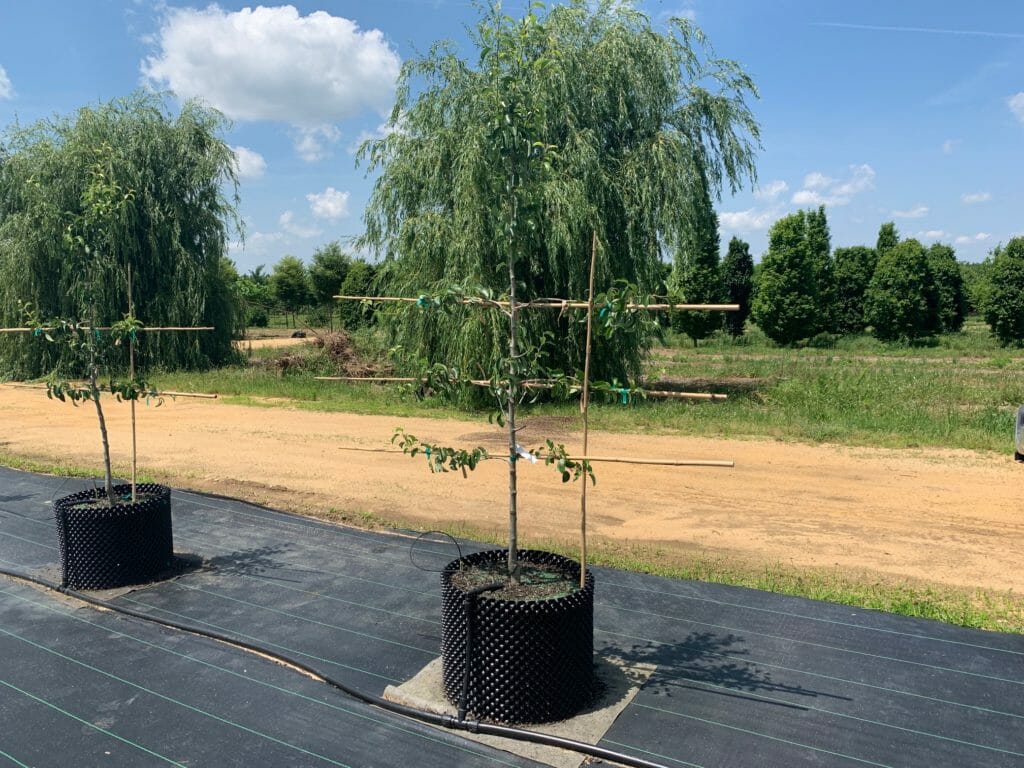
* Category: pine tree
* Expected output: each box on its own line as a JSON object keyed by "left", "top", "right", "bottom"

{"left": 751, "top": 211, "right": 818, "bottom": 345}
{"left": 721, "top": 236, "right": 754, "bottom": 337}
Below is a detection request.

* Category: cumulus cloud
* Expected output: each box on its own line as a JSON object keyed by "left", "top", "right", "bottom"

{"left": 232, "top": 146, "right": 267, "bottom": 179}
{"left": 1009, "top": 92, "right": 1024, "bottom": 123}
{"left": 916, "top": 230, "right": 950, "bottom": 241}
{"left": 953, "top": 232, "right": 992, "bottom": 245}
{"left": 792, "top": 164, "right": 875, "bottom": 207}
{"left": 719, "top": 207, "right": 779, "bottom": 233}
{"left": 753, "top": 180, "right": 788, "bottom": 201}
{"left": 279, "top": 210, "right": 322, "bottom": 239}
{"left": 307, "top": 187, "right": 350, "bottom": 219}
{"left": 892, "top": 205, "right": 929, "bottom": 219}
{"left": 0, "top": 65, "right": 13, "bottom": 100}
{"left": 961, "top": 192, "right": 991, "bottom": 204}
{"left": 293, "top": 125, "right": 341, "bottom": 162}
{"left": 142, "top": 6, "right": 400, "bottom": 159}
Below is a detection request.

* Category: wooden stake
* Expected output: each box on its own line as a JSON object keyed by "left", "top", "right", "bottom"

{"left": 333, "top": 295, "right": 738, "bottom": 312}
{"left": 578, "top": 232, "right": 598, "bottom": 589}
{"left": 128, "top": 265, "right": 137, "bottom": 502}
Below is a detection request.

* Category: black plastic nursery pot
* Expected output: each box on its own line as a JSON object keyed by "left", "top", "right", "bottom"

{"left": 441, "top": 549, "right": 595, "bottom": 724}
{"left": 54, "top": 483, "right": 173, "bottom": 590}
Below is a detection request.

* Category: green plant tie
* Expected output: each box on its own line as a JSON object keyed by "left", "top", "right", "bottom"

{"left": 33, "top": 327, "right": 42, "bottom": 337}
{"left": 416, "top": 295, "right": 430, "bottom": 309}
{"left": 129, "top": 328, "right": 137, "bottom": 343}
{"left": 617, "top": 387, "right": 630, "bottom": 405}
{"left": 424, "top": 445, "right": 432, "bottom": 457}
{"left": 599, "top": 303, "right": 610, "bottom": 319}
{"left": 94, "top": 329, "right": 102, "bottom": 340}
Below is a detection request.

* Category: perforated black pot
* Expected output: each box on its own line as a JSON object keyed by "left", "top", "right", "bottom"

{"left": 54, "top": 483, "right": 173, "bottom": 590}
{"left": 441, "top": 549, "right": 595, "bottom": 724}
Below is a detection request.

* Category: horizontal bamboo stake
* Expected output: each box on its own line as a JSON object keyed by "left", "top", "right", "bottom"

{"left": 337, "top": 445, "right": 732, "bottom": 467}
{"left": 333, "top": 295, "right": 738, "bottom": 312}
{"left": 314, "top": 376, "right": 726, "bottom": 400}
{"left": 4, "top": 383, "right": 218, "bottom": 399}
{"left": 0, "top": 327, "right": 214, "bottom": 333}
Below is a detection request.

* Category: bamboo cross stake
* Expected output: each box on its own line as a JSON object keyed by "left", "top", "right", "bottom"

{"left": 333, "top": 295, "right": 738, "bottom": 312}
{"left": 3, "top": 383, "right": 218, "bottom": 399}
{"left": 336, "top": 445, "right": 733, "bottom": 467}
{"left": 0, "top": 326, "right": 215, "bottom": 333}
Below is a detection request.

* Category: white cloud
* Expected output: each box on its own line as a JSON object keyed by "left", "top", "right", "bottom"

{"left": 307, "top": 187, "right": 350, "bottom": 219}
{"left": 917, "top": 230, "right": 950, "bottom": 241}
{"left": 1009, "top": 92, "right": 1024, "bottom": 124}
{"left": 142, "top": 6, "right": 400, "bottom": 160}
{"left": 803, "top": 172, "right": 833, "bottom": 190}
{"left": 942, "top": 139, "right": 960, "bottom": 154}
{"left": 279, "top": 210, "right": 322, "bottom": 239}
{"left": 232, "top": 146, "right": 266, "bottom": 179}
{"left": 961, "top": 191, "right": 991, "bottom": 204}
{"left": 892, "top": 205, "right": 929, "bottom": 219}
{"left": 293, "top": 125, "right": 341, "bottom": 162}
{"left": 753, "top": 180, "right": 788, "bottom": 201}
{"left": 719, "top": 207, "right": 779, "bottom": 233}
{"left": 792, "top": 164, "right": 875, "bottom": 207}
{"left": 953, "top": 232, "right": 992, "bottom": 246}
{"left": 0, "top": 65, "right": 13, "bottom": 100}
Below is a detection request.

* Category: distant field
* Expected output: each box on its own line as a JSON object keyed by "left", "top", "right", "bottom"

{"left": 153, "top": 318, "right": 1024, "bottom": 454}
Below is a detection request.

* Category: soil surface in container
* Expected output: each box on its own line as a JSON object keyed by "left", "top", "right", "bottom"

{"left": 450, "top": 561, "right": 578, "bottom": 601}
{"left": 64, "top": 489, "right": 164, "bottom": 512}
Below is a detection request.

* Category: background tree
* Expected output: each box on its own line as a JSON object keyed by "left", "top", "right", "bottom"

{"left": 982, "top": 237, "right": 1024, "bottom": 346}
{"left": 721, "top": 236, "right": 753, "bottom": 337}
{"left": 805, "top": 205, "right": 834, "bottom": 333}
{"left": 927, "top": 243, "right": 967, "bottom": 333}
{"left": 359, "top": 0, "right": 759, "bottom": 384}
{"left": 309, "top": 241, "right": 352, "bottom": 330}
{"left": 864, "top": 238, "right": 938, "bottom": 341}
{"left": 270, "top": 256, "right": 311, "bottom": 327}
{"left": 832, "top": 246, "right": 877, "bottom": 334}
{"left": 236, "top": 267, "right": 276, "bottom": 328}
{"left": 0, "top": 92, "right": 240, "bottom": 378}
{"left": 876, "top": 221, "right": 899, "bottom": 258}
{"left": 338, "top": 259, "right": 377, "bottom": 330}
{"left": 751, "top": 211, "right": 818, "bottom": 345}
{"left": 960, "top": 259, "right": 992, "bottom": 316}
{"left": 670, "top": 171, "right": 723, "bottom": 346}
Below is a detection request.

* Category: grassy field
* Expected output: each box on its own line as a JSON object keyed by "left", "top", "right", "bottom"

{"left": 152, "top": 318, "right": 1024, "bottom": 454}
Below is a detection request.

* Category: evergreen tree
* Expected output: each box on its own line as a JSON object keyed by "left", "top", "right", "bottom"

{"left": 832, "top": 246, "right": 877, "bottom": 334}
{"left": 721, "top": 236, "right": 754, "bottom": 337}
{"left": 875, "top": 221, "right": 899, "bottom": 257}
{"left": 670, "top": 171, "right": 723, "bottom": 345}
{"left": 927, "top": 243, "right": 967, "bottom": 333}
{"left": 864, "top": 239, "right": 938, "bottom": 341}
{"left": 359, "top": 0, "right": 760, "bottom": 382}
{"left": 751, "top": 211, "right": 818, "bottom": 345}
{"left": 805, "top": 205, "right": 834, "bottom": 332}
{"left": 982, "top": 237, "right": 1024, "bottom": 346}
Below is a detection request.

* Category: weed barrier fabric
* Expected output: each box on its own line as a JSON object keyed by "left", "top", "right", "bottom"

{"left": 2, "top": 466, "right": 1024, "bottom": 767}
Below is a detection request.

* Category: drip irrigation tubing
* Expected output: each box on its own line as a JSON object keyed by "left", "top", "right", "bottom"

{"left": 0, "top": 564, "right": 671, "bottom": 768}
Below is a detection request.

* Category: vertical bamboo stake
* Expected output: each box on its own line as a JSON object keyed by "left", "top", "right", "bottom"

{"left": 579, "top": 232, "right": 598, "bottom": 589}
{"left": 128, "top": 265, "right": 137, "bottom": 503}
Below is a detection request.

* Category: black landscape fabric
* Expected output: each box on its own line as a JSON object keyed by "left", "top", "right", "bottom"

{"left": 1, "top": 465, "right": 1022, "bottom": 767}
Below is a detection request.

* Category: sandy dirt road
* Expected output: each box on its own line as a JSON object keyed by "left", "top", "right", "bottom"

{"left": 1, "top": 386, "right": 1021, "bottom": 593}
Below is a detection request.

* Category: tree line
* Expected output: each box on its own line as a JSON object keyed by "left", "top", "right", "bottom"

{"left": 671, "top": 205, "right": 1024, "bottom": 347}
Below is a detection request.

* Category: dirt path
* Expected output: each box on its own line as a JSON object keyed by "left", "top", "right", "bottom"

{"left": 1, "top": 386, "right": 1021, "bottom": 593}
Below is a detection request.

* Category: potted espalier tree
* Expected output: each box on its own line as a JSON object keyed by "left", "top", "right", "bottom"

{"left": 359, "top": 1, "right": 759, "bottom": 724}
{"left": 24, "top": 145, "right": 173, "bottom": 591}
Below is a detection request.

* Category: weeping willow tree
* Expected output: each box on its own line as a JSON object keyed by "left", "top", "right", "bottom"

{"left": 0, "top": 92, "right": 241, "bottom": 378}
{"left": 359, "top": 0, "right": 760, "bottom": 386}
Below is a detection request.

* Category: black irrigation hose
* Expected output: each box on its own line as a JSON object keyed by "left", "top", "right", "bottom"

{"left": 0, "top": 565, "right": 670, "bottom": 768}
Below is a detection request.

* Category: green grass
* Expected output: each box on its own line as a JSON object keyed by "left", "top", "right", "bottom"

{"left": 152, "top": 318, "right": 1024, "bottom": 454}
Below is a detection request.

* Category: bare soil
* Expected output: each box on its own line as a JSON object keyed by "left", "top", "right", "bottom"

{"left": 1, "top": 386, "right": 1021, "bottom": 593}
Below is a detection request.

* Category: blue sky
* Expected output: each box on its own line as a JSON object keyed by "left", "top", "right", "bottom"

{"left": 1, "top": 1, "right": 1021, "bottom": 272}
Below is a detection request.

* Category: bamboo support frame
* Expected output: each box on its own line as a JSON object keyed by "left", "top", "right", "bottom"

{"left": 336, "top": 445, "right": 733, "bottom": 467}
{"left": 0, "top": 326, "right": 215, "bottom": 333}
{"left": 334, "top": 295, "right": 738, "bottom": 312}
{"left": 3, "top": 383, "right": 218, "bottom": 399}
